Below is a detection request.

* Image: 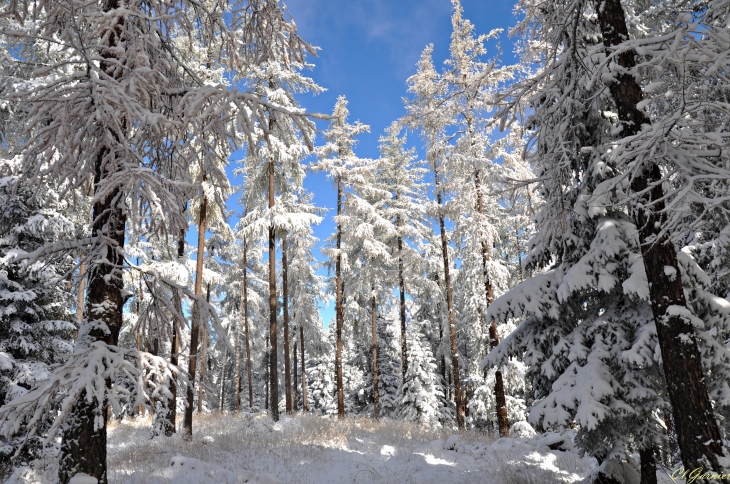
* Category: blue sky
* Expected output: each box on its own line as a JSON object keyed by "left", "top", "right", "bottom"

{"left": 206, "top": 0, "right": 519, "bottom": 325}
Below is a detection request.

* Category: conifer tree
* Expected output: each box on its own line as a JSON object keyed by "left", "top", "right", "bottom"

{"left": 313, "top": 97, "right": 370, "bottom": 418}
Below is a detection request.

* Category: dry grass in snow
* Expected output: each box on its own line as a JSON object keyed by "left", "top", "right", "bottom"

{"left": 8, "top": 412, "right": 595, "bottom": 483}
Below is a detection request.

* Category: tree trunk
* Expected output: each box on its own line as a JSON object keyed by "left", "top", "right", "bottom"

{"left": 371, "top": 290, "right": 380, "bottom": 419}
{"left": 219, "top": 348, "right": 227, "bottom": 412}
{"left": 166, "top": 227, "right": 185, "bottom": 436}
{"left": 268, "top": 154, "right": 279, "bottom": 421}
{"left": 300, "top": 323, "right": 308, "bottom": 412}
{"left": 283, "top": 236, "right": 292, "bottom": 415}
{"left": 235, "top": 233, "right": 243, "bottom": 412}
{"left": 77, "top": 259, "right": 86, "bottom": 325}
{"left": 473, "top": 168, "right": 509, "bottom": 437}
{"left": 433, "top": 156, "right": 464, "bottom": 429}
{"left": 198, "top": 283, "right": 210, "bottom": 414}
{"left": 243, "top": 239, "right": 253, "bottom": 409}
{"left": 335, "top": 176, "right": 345, "bottom": 419}
{"left": 135, "top": 290, "right": 144, "bottom": 417}
{"left": 235, "top": 316, "right": 241, "bottom": 412}
{"left": 594, "top": 0, "right": 725, "bottom": 472}
{"left": 640, "top": 445, "right": 658, "bottom": 484}
{"left": 59, "top": 155, "right": 127, "bottom": 484}
{"left": 489, "top": 322, "right": 509, "bottom": 436}
{"left": 663, "top": 411, "right": 677, "bottom": 467}
{"left": 396, "top": 205, "right": 408, "bottom": 382}
{"left": 293, "top": 340, "right": 299, "bottom": 412}
{"left": 183, "top": 193, "right": 206, "bottom": 440}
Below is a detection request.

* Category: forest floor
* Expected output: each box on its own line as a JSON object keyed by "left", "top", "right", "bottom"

{"left": 9, "top": 412, "right": 677, "bottom": 484}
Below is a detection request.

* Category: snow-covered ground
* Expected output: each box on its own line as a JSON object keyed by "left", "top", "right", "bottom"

{"left": 8, "top": 413, "right": 675, "bottom": 483}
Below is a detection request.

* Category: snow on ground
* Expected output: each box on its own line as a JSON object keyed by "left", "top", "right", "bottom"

{"left": 11, "top": 413, "right": 599, "bottom": 483}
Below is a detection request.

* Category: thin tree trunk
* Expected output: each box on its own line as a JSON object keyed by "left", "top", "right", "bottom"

{"left": 235, "top": 316, "right": 241, "bottom": 412}
{"left": 198, "top": 283, "right": 210, "bottom": 413}
{"left": 335, "top": 176, "right": 345, "bottom": 419}
{"left": 433, "top": 156, "right": 464, "bottom": 429}
{"left": 436, "top": 274, "right": 446, "bottom": 387}
{"left": 183, "top": 193, "right": 206, "bottom": 440}
{"left": 243, "top": 239, "right": 253, "bottom": 409}
{"left": 594, "top": 0, "right": 725, "bottom": 472}
{"left": 268, "top": 153, "right": 279, "bottom": 421}
{"left": 371, "top": 290, "right": 380, "bottom": 419}
{"left": 293, "top": 340, "right": 299, "bottom": 412}
{"left": 219, "top": 348, "right": 228, "bottom": 412}
{"left": 235, "top": 233, "right": 244, "bottom": 412}
{"left": 135, "top": 289, "right": 144, "bottom": 417}
{"left": 397, "top": 229, "right": 407, "bottom": 381}
{"left": 168, "top": 227, "right": 185, "bottom": 434}
{"left": 77, "top": 259, "right": 86, "bottom": 324}
{"left": 283, "top": 236, "right": 292, "bottom": 414}
{"left": 300, "top": 323, "right": 307, "bottom": 412}
{"left": 489, "top": 322, "right": 509, "bottom": 436}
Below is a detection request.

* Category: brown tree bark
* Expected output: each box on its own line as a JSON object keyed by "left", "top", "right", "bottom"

{"left": 473, "top": 168, "right": 509, "bottom": 437}
{"left": 77, "top": 259, "right": 86, "bottom": 325}
{"left": 268, "top": 153, "right": 279, "bottom": 421}
{"left": 293, "top": 340, "right": 299, "bottom": 412}
{"left": 135, "top": 289, "right": 144, "bottom": 417}
{"left": 167, "top": 227, "right": 185, "bottom": 434}
{"left": 594, "top": 0, "right": 725, "bottom": 472}
{"left": 371, "top": 290, "right": 380, "bottom": 419}
{"left": 335, "top": 176, "right": 345, "bottom": 419}
{"left": 219, "top": 348, "right": 227, "bottom": 412}
{"left": 183, "top": 193, "right": 206, "bottom": 440}
{"left": 243, "top": 239, "right": 253, "bottom": 409}
{"left": 283, "top": 236, "right": 292, "bottom": 414}
{"left": 433, "top": 156, "right": 464, "bottom": 429}
{"left": 235, "top": 316, "right": 241, "bottom": 412}
{"left": 197, "top": 283, "right": 210, "bottom": 413}
{"left": 640, "top": 445, "right": 658, "bottom": 484}
{"left": 59, "top": 158, "right": 127, "bottom": 484}
{"left": 300, "top": 323, "right": 308, "bottom": 412}
{"left": 235, "top": 233, "right": 244, "bottom": 412}
{"left": 396, "top": 205, "right": 408, "bottom": 381}
{"left": 489, "top": 323, "right": 509, "bottom": 436}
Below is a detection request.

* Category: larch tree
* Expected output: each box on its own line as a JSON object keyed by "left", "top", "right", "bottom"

{"left": 403, "top": 47, "right": 466, "bottom": 429}
{"left": 313, "top": 96, "right": 370, "bottom": 419}
{"left": 375, "top": 122, "right": 431, "bottom": 385}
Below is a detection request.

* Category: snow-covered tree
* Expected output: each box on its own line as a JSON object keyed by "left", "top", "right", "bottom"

{"left": 488, "top": 0, "right": 730, "bottom": 478}
{"left": 312, "top": 96, "right": 370, "bottom": 418}
{"left": 0, "top": 159, "right": 75, "bottom": 460}
{"left": 399, "top": 322, "right": 447, "bottom": 428}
